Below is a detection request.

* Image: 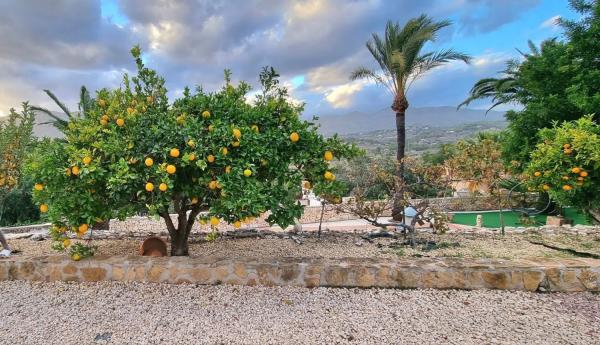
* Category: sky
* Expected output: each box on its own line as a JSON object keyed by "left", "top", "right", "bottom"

{"left": 0, "top": 0, "right": 580, "bottom": 119}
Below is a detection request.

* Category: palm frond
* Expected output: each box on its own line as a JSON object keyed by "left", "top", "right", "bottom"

{"left": 29, "top": 106, "right": 69, "bottom": 131}
{"left": 42, "top": 89, "right": 72, "bottom": 119}
{"left": 78, "top": 86, "right": 92, "bottom": 118}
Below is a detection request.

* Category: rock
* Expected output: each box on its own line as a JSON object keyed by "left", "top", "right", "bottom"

{"left": 30, "top": 233, "right": 47, "bottom": 241}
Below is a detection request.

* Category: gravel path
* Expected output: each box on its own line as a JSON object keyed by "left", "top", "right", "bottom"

{"left": 0, "top": 281, "right": 598, "bottom": 345}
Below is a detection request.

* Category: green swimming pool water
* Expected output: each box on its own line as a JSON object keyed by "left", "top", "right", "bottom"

{"left": 450, "top": 208, "right": 591, "bottom": 227}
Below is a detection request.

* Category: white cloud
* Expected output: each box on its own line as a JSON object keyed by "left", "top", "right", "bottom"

{"left": 324, "top": 79, "right": 371, "bottom": 108}
{"left": 540, "top": 15, "right": 560, "bottom": 29}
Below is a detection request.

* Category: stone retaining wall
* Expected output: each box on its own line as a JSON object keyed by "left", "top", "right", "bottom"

{"left": 0, "top": 223, "right": 51, "bottom": 234}
{"left": 1, "top": 256, "right": 598, "bottom": 292}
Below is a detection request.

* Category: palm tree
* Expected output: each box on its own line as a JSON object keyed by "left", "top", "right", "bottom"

{"left": 458, "top": 40, "right": 544, "bottom": 112}
{"left": 30, "top": 86, "right": 93, "bottom": 133}
{"left": 350, "top": 15, "right": 471, "bottom": 220}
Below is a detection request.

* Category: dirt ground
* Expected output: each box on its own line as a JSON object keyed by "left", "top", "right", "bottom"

{"left": 6, "top": 230, "right": 598, "bottom": 260}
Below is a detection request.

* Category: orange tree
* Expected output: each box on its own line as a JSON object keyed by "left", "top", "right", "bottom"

{"left": 0, "top": 104, "right": 37, "bottom": 225}
{"left": 26, "top": 47, "right": 359, "bottom": 257}
{"left": 525, "top": 116, "right": 599, "bottom": 222}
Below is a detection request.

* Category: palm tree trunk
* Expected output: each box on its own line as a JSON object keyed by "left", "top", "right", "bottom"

{"left": 392, "top": 95, "right": 408, "bottom": 221}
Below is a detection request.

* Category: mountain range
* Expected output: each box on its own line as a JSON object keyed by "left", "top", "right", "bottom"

{"left": 314, "top": 106, "right": 505, "bottom": 136}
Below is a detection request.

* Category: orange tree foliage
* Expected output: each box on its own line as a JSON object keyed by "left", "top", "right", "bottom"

{"left": 442, "top": 135, "right": 505, "bottom": 192}
{"left": 26, "top": 47, "right": 359, "bottom": 257}
{"left": 525, "top": 116, "right": 599, "bottom": 222}
{"left": 0, "top": 103, "right": 35, "bottom": 191}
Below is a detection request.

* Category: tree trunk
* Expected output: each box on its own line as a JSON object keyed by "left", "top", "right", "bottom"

{"left": 391, "top": 95, "right": 408, "bottom": 221}
{"left": 170, "top": 228, "right": 189, "bottom": 256}
{"left": 160, "top": 204, "right": 201, "bottom": 257}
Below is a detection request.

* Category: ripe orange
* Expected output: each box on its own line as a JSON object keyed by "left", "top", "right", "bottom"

{"left": 303, "top": 181, "right": 311, "bottom": 189}
{"left": 78, "top": 224, "right": 89, "bottom": 233}
{"left": 40, "top": 204, "right": 49, "bottom": 213}
{"left": 72, "top": 166, "right": 80, "bottom": 176}
{"left": 542, "top": 184, "right": 551, "bottom": 191}
{"left": 83, "top": 156, "right": 92, "bottom": 165}
{"left": 564, "top": 148, "right": 572, "bottom": 155}
{"left": 233, "top": 220, "right": 241, "bottom": 229}
{"left": 580, "top": 171, "right": 588, "bottom": 177}
{"left": 562, "top": 185, "right": 572, "bottom": 191}
{"left": 324, "top": 171, "right": 335, "bottom": 181}
{"left": 221, "top": 147, "right": 228, "bottom": 155}
{"left": 101, "top": 115, "right": 109, "bottom": 121}
{"left": 166, "top": 165, "right": 176, "bottom": 175}
{"left": 100, "top": 119, "right": 108, "bottom": 126}
{"left": 145, "top": 182, "right": 155, "bottom": 192}
{"left": 170, "top": 148, "right": 180, "bottom": 158}
{"left": 571, "top": 167, "right": 581, "bottom": 174}
{"left": 116, "top": 118, "right": 125, "bottom": 127}
{"left": 34, "top": 183, "right": 44, "bottom": 191}
{"left": 324, "top": 151, "right": 334, "bottom": 161}
{"left": 127, "top": 107, "right": 135, "bottom": 114}
{"left": 208, "top": 180, "right": 218, "bottom": 190}
{"left": 232, "top": 141, "right": 240, "bottom": 147}
{"left": 145, "top": 157, "right": 154, "bottom": 167}
{"left": 159, "top": 183, "right": 168, "bottom": 192}
{"left": 191, "top": 197, "right": 198, "bottom": 204}
{"left": 63, "top": 239, "right": 71, "bottom": 248}
{"left": 243, "top": 169, "right": 252, "bottom": 177}
{"left": 189, "top": 153, "right": 196, "bottom": 161}
{"left": 290, "top": 132, "right": 300, "bottom": 142}
{"left": 202, "top": 110, "right": 211, "bottom": 119}
{"left": 207, "top": 155, "right": 215, "bottom": 163}
{"left": 210, "top": 216, "right": 219, "bottom": 226}
{"left": 533, "top": 171, "right": 541, "bottom": 177}
{"left": 563, "top": 143, "right": 571, "bottom": 149}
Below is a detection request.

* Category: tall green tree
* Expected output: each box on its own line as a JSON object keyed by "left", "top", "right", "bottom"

{"left": 461, "top": 0, "right": 600, "bottom": 168}
{"left": 350, "top": 15, "right": 471, "bottom": 219}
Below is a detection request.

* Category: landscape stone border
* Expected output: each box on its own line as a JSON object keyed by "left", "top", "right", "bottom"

{"left": 1, "top": 255, "right": 598, "bottom": 292}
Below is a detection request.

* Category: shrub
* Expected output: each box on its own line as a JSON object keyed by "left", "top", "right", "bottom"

{"left": 0, "top": 103, "right": 39, "bottom": 226}
{"left": 26, "top": 47, "right": 358, "bottom": 257}
{"left": 525, "top": 116, "right": 600, "bottom": 222}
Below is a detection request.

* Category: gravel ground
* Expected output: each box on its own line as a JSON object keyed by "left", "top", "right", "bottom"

{"left": 7, "top": 232, "right": 576, "bottom": 260}
{"left": 0, "top": 281, "right": 598, "bottom": 345}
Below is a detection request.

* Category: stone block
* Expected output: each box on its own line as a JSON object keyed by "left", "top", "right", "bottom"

{"left": 355, "top": 267, "right": 375, "bottom": 287}
{"left": 482, "top": 271, "right": 511, "bottom": 289}
{"left": 324, "top": 266, "right": 350, "bottom": 286}
{"left": 190, "top": 266, "right": 212, "bottom": 283}
{"left": 577, "top": 269, "right": 599, "bottom": 291}
{"left": 546, "top": 216, "right": 572, "bottom": 226}
{"left": 395, "top": 269, "right": 420, "bottom": 288}
{"left": 81, "top": 267, "right": 107, "bottom": 282}
{"left": 522, "top": 271, "right": 544, "bottom": 291}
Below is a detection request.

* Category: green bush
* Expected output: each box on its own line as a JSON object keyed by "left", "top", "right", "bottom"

{"left": 526, "top": 116, "right": 600, "bottom": 222}
{"left": 0, "top": 181, "right": 40, "bottom": 226}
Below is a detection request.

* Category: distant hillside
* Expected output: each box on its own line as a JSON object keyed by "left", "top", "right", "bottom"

{"left": 342, "top": 121, "right": 507, "bottom": 156}
{"left": 315, "top": 106, "right": 505, "bottom": 136}
{"left": 0, "top": 110, "right": 66, "bottom": 138}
